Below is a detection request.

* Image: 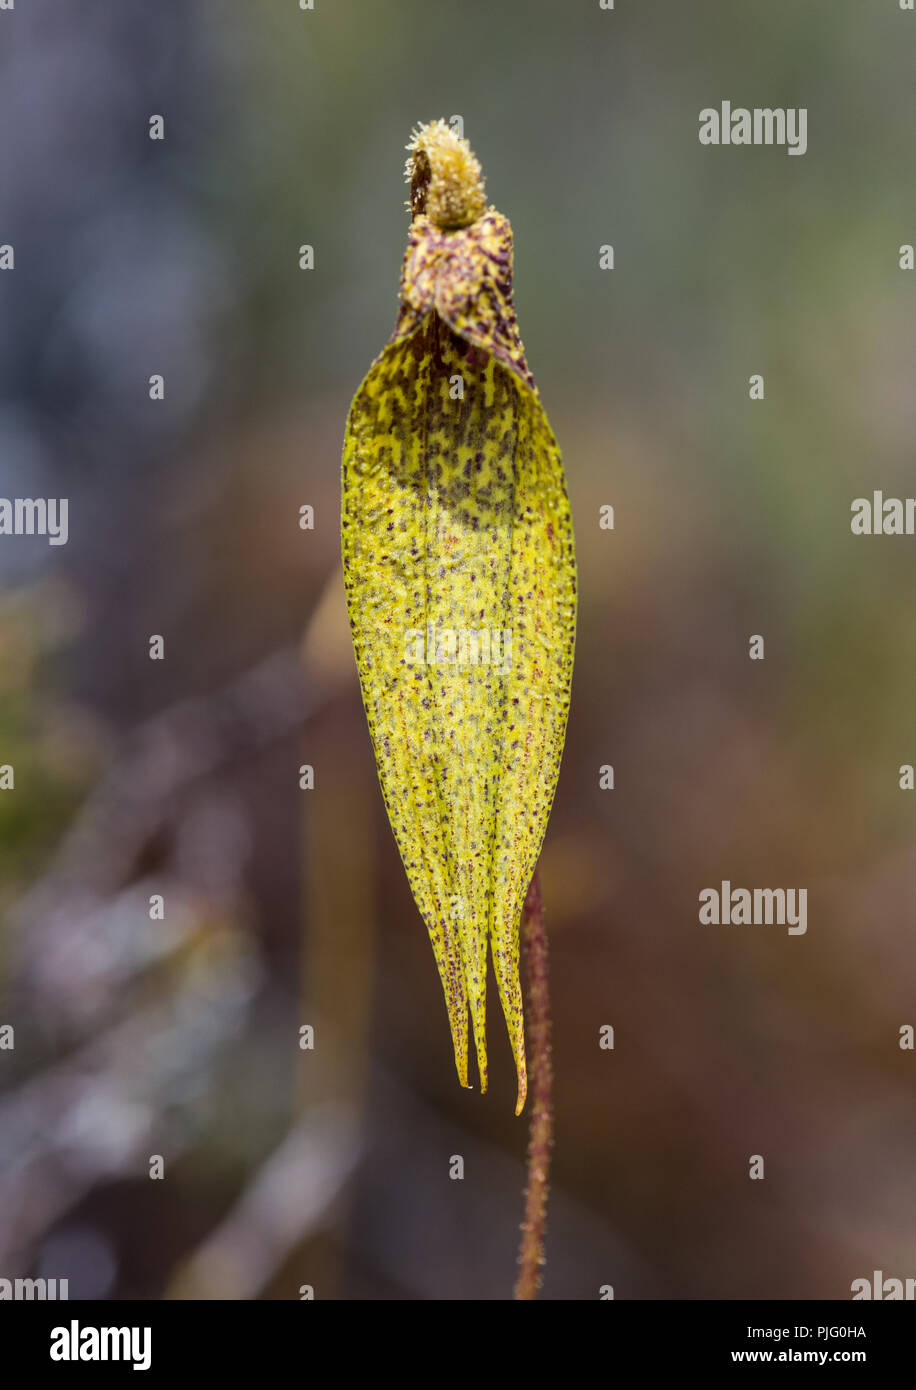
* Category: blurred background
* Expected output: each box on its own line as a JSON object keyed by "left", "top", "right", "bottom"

{"left": 1, "top": 0, "right": 915, "bottom": 1300}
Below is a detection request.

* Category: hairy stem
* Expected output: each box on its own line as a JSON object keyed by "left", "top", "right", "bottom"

{"left": 514, "top": 867, "right": 553, "bottom": 1300}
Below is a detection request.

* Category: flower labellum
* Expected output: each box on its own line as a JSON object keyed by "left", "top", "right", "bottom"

{"left": 341, "top": 120, "right": 576, "bottom": 1114}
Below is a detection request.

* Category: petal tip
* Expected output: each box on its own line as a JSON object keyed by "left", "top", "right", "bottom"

{"left": 514, "top": 1067, "right": 528, "bottom": 1117}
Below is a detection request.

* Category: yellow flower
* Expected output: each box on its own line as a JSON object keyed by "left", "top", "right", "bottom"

{"left": 341, "top": 121, "right": 576, "bottom": 1113}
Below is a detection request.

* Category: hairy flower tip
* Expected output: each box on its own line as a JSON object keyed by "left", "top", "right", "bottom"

{"left": 404, "top": 119, "right": 487, "bottom": 229}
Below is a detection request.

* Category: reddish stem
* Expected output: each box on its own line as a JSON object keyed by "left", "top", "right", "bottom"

{"left": 514, "top": 867, "right": 553, "bottom": 1300}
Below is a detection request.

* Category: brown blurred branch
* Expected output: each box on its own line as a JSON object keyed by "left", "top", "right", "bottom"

{"left": 14, "top": 643, "right": 315, "bottom": 921}
{"left": 167, "top": 1098, "right": 361, "bottom": 1300}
